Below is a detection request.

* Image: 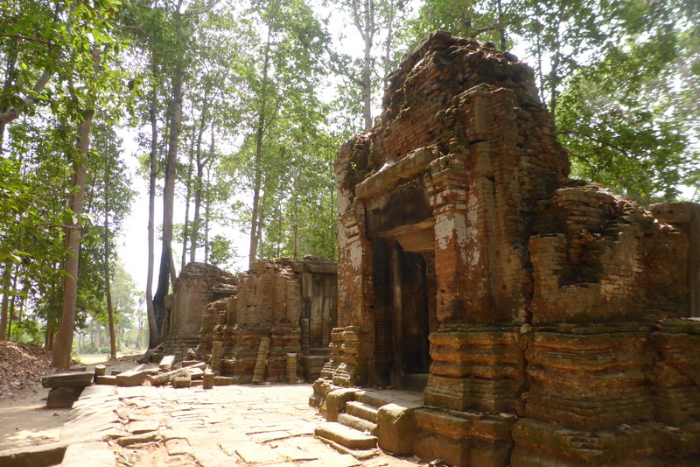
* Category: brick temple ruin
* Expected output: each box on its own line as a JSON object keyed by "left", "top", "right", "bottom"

{"left": 310, "top": 31, "right": 700, "bottom": 466}
{"left": 159, "top": 259, "right": 338, "bottom": 383}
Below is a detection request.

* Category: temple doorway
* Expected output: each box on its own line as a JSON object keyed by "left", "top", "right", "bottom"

{"left": 389, "top": 238, "right": 438, "bottom": 390}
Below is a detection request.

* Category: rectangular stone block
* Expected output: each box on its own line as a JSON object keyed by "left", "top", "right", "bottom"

{"left": 42, "top": 371, "right": 94, "bottom": 389}
{"left": 95, "top": 375, "right": 117, "bottom": 385}
{"left": 159, "top": 355, "right": 175, "bottom": 371}
{"left": 116, "top": 370, "right": 146, "bottom": 387}
{"left": 213, "top": 376, "right": 233, "bottom": 386}
{"left": 47, "top": 386, "right": 84, "bottom": 408}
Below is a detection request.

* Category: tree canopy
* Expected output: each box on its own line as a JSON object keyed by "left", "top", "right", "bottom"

{"left": 0, "top": 0, "right": 697, "bottom": 361}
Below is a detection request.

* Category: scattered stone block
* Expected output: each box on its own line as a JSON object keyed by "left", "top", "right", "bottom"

{"left": 95, "top": 375, "right": 117, "bottom": 385}
{"left": 47, "top": 386, "right": 85, "bottom": 409}
{"left": 213, "top": 376, "right": 233, "bottom": 386}
{"left": 160, "top": 355, "right": 175, "bottom": 371}
{"left": 189, "top": 367, "right": 204, "bottom": 380}
{"left": 147, "top": 364, "right": 205, "bottom": 386}
{"left": 69, "top": 364, "right": 87, "bottom": 372}
{"left": 172, "top": 371, "right": 192, "bottom": 388}
{"left": 42, "top": 371, "right": 94, "bottom": 389}
{"left": 116, "top": 370, "right": 146, "bottom": 387}
{"left": 203, "top": 370, "right": 214, "bottom": 389}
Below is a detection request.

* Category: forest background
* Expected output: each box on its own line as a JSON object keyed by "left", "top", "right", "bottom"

{"left": 0, "top": 0, "right": 698, "bottom": 367}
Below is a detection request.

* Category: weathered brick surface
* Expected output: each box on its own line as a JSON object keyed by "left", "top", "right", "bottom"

{"left": 161, "top": 262, "right": 237, "bottom": 356}
{"left": 196, "top": 258, "right": 337, "bottom": 383}
{"left": 315, "top": 31, "right": 700, "bottom": 466}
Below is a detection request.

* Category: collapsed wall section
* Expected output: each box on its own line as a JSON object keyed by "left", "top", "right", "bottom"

{"left": 160, "top": 262, "right": 237, "bottom": 357}
{"left": 196, "top": 258, "right": 337, "bottom": 383}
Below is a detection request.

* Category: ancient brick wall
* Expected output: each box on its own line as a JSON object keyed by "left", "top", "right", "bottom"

{"left": 196, "top": 258, "right": 338, "bottom": 383}
{"left": 316, "top": 31, "right": 700, "bottom": 467}
{"left": 161, "top": 262, "right": 237, "bottom": 356}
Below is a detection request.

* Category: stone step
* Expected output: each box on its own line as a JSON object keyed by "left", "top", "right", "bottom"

{"left": 355, "top": 391, "right": 390, "bottom": 408}
{"left": 315, "top": 422, "right": 377, "bottom": 450}
{"left": 338, "top": 413, "right": 377, "bottom": 435}
{"left": 345, "top": 400, "right": 379, "bottom": 424}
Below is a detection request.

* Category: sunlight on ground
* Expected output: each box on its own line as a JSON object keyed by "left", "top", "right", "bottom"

{"left": 78, "top": 349, "right": 144, "bottom": 365}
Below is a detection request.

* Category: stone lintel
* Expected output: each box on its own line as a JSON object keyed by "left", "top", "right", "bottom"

{"left": 290, "top": 260, "right": 338, "bottom": 275}
{"left": 355, "top": 147, "right": 437, "bottom": 199}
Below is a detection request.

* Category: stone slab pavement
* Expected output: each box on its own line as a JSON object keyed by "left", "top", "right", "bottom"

{"left": 67, "top": 383, "right": 424, "bottom": 467}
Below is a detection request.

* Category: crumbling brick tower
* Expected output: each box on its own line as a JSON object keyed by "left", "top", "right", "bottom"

{"left": 314, "top": 31, "right": 700, "bottom": 466}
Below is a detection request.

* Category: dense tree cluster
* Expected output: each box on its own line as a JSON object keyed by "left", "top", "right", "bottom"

{"left": 0, "top": 0, "right": 697, "bottom": 366}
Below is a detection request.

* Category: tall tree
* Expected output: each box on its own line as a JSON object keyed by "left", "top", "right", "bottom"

{"left": 243, "top": 0, "right": 328, "bottom": 265}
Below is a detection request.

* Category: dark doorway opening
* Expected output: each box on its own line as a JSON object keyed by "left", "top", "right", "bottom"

{"left": 391, "top": 241, "right": 437, "bottom": 390}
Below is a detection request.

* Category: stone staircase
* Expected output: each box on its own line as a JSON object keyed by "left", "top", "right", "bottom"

{"left": 314, "top": 389, "right": 424, "bottom": 459}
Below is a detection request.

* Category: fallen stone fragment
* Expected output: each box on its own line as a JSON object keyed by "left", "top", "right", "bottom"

{"left": 116, "top": 432, "right": 159, "bottom": 447}
{"left": 147, "top": 363, "right": 206, "bottom": 386}
{"left": 116, "top": 370, "right": 146, "bottom": 387}
{"left": 213, "top": 376, "right": 233, "bottom": 386}
{"left": 95, "top": 375, "right": 117, "bottom": 385}
{"left": 94, "top": 365, "right": 107, "bottom": 377}
{"left": 172, "top": 373, "right": 192, "bottom": 389}
{"left": 203, "top": 370, "right": 214, "bottom": 389}
{"left": 160, "top": 355, "right": 175, "bottom": 371}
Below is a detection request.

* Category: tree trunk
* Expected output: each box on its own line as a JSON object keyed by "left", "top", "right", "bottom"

{"left": 51, "top": 45, "right": 100, "bottom": 368}
{"left": 358, "top": 0, "right": 375, "bottom": 131}
{"left": 181, "top": 124, "right": 197, "bottom": 267}
{"left": 146, "top": 55, "right": 160, "bottom": 349}
{"left": 249, "top": 25, "right": 275, "bottom": 267}
{"left": 154, "top": 6, "right": 185, "bottom": 332}
{"left": 189, "top": 100, "right": 210, "bottom": 264}
{"left": 104, "top": 171, "right": 117, "bottom": 360}
{"left": 204, "top": 166, "right": 212, "bottom": 263}
{"left": 383, "top": 0, "right": 394, "bottom": 91}
{"left": 51, "top": 110, "right": 92, "bottom": 368}
{"left": 0, "top": 265, "right": 11, "bottom": 339}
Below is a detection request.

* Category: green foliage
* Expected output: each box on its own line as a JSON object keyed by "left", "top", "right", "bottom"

{"left": 9, "top": 319, "right": 43, "bottom": 346}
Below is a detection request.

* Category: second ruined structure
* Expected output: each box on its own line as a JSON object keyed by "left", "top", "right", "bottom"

{"left": 195, "top": 258, "right": 338, "bottom": 383}
{"left": 311, "top": 31, "right": 700, "bottom": 466}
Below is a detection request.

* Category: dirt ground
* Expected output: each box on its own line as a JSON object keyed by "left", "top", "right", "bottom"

{"left": 0, "top": 341, "right": 145, "bottom": 453}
